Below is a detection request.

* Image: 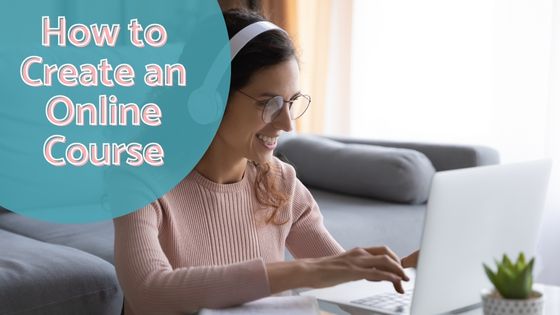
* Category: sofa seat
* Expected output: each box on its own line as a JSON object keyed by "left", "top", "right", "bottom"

{"left": 0, "top": 212, "right": 115, "bottom": 264}
{"left": 311, "top": 188, "right": 426, "bottom": 257}
{"left": 0, "top": 229, "right": 122, "bottom": 315}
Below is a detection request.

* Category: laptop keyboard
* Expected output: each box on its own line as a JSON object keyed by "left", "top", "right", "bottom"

{"left": 350, "top": 289, "right": 413, "bottom": 313}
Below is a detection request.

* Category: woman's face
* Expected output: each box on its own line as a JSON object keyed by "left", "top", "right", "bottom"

{"left": 216, "top": 57, "right": 299, "bottom": 164}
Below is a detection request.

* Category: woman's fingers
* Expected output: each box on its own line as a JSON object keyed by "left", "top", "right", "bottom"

{"left": 360, "top": 268, "right": 405, "bottom": 294}
{"left": 401, "top": 250, "right": 420, "bottom": 269}
{"left": 356, "top": 255, "right": 409, "bottom": 281}
{"left": 317, "top": 247, "right": 410, "bottom": 292}
{"left": 362, "top": 246, "right": 400, "bottom": 265}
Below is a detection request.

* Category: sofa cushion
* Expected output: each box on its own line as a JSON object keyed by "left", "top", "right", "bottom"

{"left": 276, "top": 135, "right": 436, "bottom": 204}
{"left": 310, "top": 188, "right": 426, "bottom": 256}
{"left": 0, "top": 229, "right": 122, "bottom": 315}
{"left": 0, "top": 212, "right": 115, "bottom": 264}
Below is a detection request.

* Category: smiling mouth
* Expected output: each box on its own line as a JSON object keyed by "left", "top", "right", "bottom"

{"left": 256, "top": 134, "right": 278, "bottom": 149}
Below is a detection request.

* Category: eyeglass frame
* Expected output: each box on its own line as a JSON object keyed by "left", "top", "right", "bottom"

{"left": 236, "top": 89, "right": 311, "bottom": 123}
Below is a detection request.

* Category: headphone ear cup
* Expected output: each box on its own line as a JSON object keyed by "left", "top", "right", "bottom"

{"left": 187, "top": 87, "right": 223, "bottom": 125}
{"left": 187, "top": 21, "right": 282, "bottom": 125}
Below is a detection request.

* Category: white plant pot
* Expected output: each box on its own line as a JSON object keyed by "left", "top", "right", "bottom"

{"left": 481, "top": 289, "right": 544, "bottom": 315}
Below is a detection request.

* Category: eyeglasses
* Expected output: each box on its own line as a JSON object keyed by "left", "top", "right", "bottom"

{"left": 237, "top": 89, "right": 311, "bottom": 123}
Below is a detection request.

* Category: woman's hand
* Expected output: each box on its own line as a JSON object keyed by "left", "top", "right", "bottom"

{"left": 266, "top": 246, "right": 410, "bottom": 295}
{"left": 400, "top": 250, "right": 420, "bottom": 268}
{"left": 306, "top": 246, "right": 409, "bottom": 294}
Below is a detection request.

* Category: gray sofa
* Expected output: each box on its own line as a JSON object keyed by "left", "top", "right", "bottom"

{"left": 0, "top": 135, "right": 499, "bottom": 314}
{"left": 276, "top": 134, "right": 500, "bottom": 258}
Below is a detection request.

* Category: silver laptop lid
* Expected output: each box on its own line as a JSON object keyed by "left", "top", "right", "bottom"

{"left": 411, "top": 159, "right": 552, "bottom": 314}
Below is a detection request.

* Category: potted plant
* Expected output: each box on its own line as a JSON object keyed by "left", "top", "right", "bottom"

{"left": 481, "top": 252, "right": 544, "bottom": 315}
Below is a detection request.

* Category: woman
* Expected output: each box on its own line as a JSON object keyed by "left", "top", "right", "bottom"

{"left": 114, "top": 9, "right": 418, "bottom": 315}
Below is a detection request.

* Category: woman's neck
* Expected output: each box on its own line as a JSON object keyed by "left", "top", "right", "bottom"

{"left": 194, "top": 139, "right": 247, "bottom": 185}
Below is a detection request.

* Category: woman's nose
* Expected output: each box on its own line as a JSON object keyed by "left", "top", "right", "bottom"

{"left": 271, "top": 104, "right": 294, "bottom": 132}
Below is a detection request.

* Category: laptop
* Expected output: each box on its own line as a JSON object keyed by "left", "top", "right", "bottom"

{"left": 301, "top": 159, "right": 552, "bottom": 314}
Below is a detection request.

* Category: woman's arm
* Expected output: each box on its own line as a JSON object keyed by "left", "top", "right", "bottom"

{"left": 113, "top": 203, "right": 271, "bottom": 315}
{"left": 280, "top": 167, "right": 408, "bottom": 293}
{"left": 114, "top": 203, "right": 406, "bottom": 315}
{"left": 285, "top": 177, "right": 345, "bottom": 258}
{"left": 266, "top": 247, "right": 409, "bottom": 294}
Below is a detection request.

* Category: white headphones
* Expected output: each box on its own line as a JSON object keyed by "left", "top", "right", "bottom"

{"left": 188, "top": 21, "right": 286, "bottom": 124}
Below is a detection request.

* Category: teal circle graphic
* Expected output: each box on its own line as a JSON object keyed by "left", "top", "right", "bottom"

{"left": 0, "top": 0, "right": 230, "bottom": 223}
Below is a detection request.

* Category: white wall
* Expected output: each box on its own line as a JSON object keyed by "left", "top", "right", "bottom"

{"left": 349, "top": 0, "right": 560, "bottom": 285}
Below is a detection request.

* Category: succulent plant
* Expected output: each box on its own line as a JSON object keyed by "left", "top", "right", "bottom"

{"left": 483, "top": 252, "right": 535, "bottom": 299}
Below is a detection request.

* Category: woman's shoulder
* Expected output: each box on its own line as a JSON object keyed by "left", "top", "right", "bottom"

{"left": 266, "top": 155, "right": 297, "bottom": 181}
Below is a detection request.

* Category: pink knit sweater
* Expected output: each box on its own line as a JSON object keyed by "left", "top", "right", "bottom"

{"left": 113, "top": 157, "right": 345, "bottom": 315}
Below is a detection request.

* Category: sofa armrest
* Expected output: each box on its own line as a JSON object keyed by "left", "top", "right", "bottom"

{"left": 324, "top": 136, "right": 500, "bottom": 171}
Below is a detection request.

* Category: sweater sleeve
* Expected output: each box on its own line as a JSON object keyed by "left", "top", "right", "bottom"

{"left": 285, "top": 175, "right": 345, "bottom": 259}
{"left": 113, "top": 202, "right": 271, "bottom": 315}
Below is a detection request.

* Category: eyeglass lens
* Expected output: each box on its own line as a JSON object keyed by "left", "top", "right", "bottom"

{"left": 262, "top": 95, "right": 310, "bottom": 123}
